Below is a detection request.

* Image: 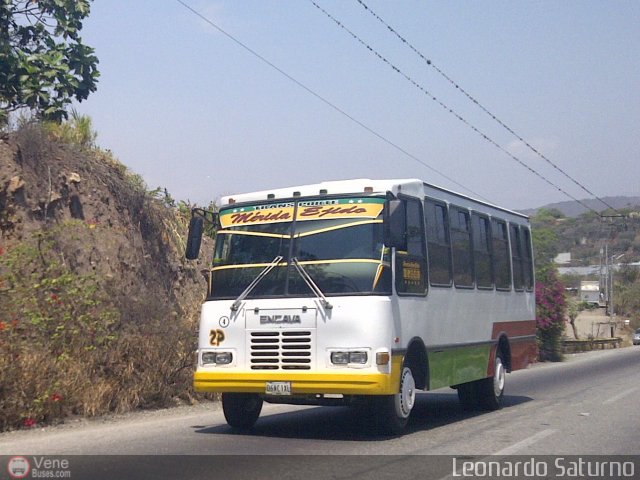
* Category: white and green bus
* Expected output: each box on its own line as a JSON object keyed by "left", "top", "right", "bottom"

{"left": 186, "top": 178, "right": 536, "bottom": 434}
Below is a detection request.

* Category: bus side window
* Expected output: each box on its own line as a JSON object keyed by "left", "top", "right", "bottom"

{"left": 472, "top": 213, "right": 494, "bottom": 289}
{"left": 425, "top": 199, "right": 452, "bottom": 286}
{"left": 509, "top": 224, "right": 525, "bottom": 291}
{"left": 492, "top": 219, "right": 512, "bottom": 290}
{"left": 395, "top": 198, "right": 428, "bottom": 295}
{"left": 450, "top": 207, "right": 474, "bottom": 288}
{"left": 522, "top": 226, "right": 534, "bottom": 290}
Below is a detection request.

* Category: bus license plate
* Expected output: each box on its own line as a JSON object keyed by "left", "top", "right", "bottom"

{"left": 266, "top": 382, "right": 291, "bottom": 396}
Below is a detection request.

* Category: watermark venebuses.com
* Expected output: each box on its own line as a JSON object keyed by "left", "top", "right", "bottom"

{"left": 6, "top": 456, "right": 71, "bottom": 479}
{"left": 2, "top": 455, "right": 638, "bottom": 479}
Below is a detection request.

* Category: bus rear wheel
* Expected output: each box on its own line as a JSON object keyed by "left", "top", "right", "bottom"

{"left": 478, "top": 351, "right": 506, "bottom": 411}
{"left": 374, "top": 365, "right": 416, "bottom": 435}
{"left": 222, "top": 393, "right": 263, "bottom": 429}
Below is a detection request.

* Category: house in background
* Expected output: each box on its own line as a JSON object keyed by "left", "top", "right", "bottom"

{"left": 580, "top": 280, "right": 601, "bottom": 305}
{"left": 554, "top": 252, "right": 571, "bottom": 265}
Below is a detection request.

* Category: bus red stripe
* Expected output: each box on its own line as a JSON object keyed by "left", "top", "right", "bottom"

{"left": 491, "top": 320, "right": 536, "bottom": 339}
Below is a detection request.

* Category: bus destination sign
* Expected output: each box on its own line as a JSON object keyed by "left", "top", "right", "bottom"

{"left": 219, "top": 198, "right": 384, "bottom": 228}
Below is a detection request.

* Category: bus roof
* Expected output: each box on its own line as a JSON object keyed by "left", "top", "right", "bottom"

{"left": 220, "top": 178, "right": 529, "bottom": 221}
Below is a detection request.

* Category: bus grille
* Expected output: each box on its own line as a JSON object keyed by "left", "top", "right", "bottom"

{"left": 249, "top": 330, "right": 313, "bottom": 370}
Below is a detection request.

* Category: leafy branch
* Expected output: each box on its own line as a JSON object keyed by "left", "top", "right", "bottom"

{"left": 1, "top": 0, "right": 99, "bottom": 123}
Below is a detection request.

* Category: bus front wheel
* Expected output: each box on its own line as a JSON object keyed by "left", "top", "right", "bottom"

{"left": 478, "top": 351, "right": 506, "bottom": 411}
{"left": 374, "top": 365, "right": 416, "bottom": 435}
{"left": 222, "top": 393, "right": 263, "bottom": 429}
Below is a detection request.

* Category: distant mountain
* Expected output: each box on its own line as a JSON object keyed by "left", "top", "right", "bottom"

{"left": 518, "top": 196, "right": 640, "bottom": 218}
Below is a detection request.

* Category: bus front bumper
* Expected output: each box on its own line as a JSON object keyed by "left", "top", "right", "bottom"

{"left": 194, "top": 367, "right": 401, "bottom": 396}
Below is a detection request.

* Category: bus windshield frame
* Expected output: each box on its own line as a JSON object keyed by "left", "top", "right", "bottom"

{"left": 208, "top": 196, "right": 391, "bottom": 300}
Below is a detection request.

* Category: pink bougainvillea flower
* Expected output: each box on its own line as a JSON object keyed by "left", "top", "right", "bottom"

{"left": 22, "top": 418, "right": 36, "bottom": 428}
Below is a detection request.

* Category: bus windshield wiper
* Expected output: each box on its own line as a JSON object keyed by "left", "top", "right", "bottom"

{"left": 291, "top": 257, "right": 333, "bottom": 310}
{"left": 230, "top": 255, "right": 283, "bottom": 311}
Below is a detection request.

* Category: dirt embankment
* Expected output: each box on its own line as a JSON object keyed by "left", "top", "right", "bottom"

{"left": 0, "top": 124, "right": 212, "bottom": 431}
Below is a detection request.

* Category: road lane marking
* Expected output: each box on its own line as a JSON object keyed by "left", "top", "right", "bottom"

{"left": 603, "top": 387, "right": 639, "bottom": 405}
{"left": 491, "top": 428, "right": 557, "bottom": 456}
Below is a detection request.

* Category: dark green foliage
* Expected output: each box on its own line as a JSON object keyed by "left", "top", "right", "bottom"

{"left": 0, "top": 0, "right": 99, "bottom": 123}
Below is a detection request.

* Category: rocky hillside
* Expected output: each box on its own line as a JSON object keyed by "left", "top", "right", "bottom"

{"left": 0, "top": 122, "right": 212, "bottom": 431}
{"left": 530, "top": 207, "right": 640, "bottom": 267}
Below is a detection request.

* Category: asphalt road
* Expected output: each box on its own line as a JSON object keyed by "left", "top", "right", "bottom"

{"left": 1, "top": 347, "right": 639, "bottom": 479}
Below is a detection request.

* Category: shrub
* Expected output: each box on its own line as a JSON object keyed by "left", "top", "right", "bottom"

{"left": 0, "top": 221, "right": 199, "bottom": 431}
{"left": 0, "top": 224, "right": 118, "bottom": 430}
{"left": 43, "top": 110, "right": 97, "bottom": 150}
{"left": 536, "top": 269, "right": 567, "bottom": 361}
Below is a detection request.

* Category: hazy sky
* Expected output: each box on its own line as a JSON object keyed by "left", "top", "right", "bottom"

{"left": 74, "top": 1, "right": 639, "bottom": 210}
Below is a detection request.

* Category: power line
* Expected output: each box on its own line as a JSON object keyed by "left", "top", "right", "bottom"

{"left": 175, "top": 0, "right": 489, "bottom": 201}
{"left": 353, "top": 0, "right": 620, "bottom": 214}
{"left": 309, "top": 1, "right": 603, "bottom": 217}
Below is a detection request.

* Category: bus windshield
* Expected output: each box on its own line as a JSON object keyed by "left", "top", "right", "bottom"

{"left": 209, "top": 197, "right": 391, "bottom": 299}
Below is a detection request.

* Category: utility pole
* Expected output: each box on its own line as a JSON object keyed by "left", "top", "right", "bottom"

{"left": 608, "top": 253, "right": 626, "bottom": 336}
{"left": 610, "top": 260, "right": 615, "bottom": 336}
{"left": 604, "top": 243, "right": 609, "bottom": 313}
{"left": 599, "top": 245, "right": 604, "bottom": 305}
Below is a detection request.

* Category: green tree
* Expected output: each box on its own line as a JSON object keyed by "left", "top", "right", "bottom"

{"left": 534, "top": 207, "right": 565, "bottom": 223}
{"left": 614, "top": 278, "right": 640, "bottom": 320}
{"left": 566, "top": 296, "right": 581, "bottom": 340}
{"left": 0, "top": 0, "right": 99, "bottom": 123}
{"left": 531, "top": 226, "right": 559, "bottom": 274}
{"left": 530, "top": 209, "right": 565, "bottom": 274}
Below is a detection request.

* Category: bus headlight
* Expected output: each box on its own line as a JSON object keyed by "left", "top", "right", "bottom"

{"left": 330, "top": 351, "right": 368, "bottom": 365}
{"left": 348, "top": 351, "right": 368, "bottom": 364}
{"left": 330, "top": 351, "right": 349, "bottom": 365}
{"left": 201, "top": 351, "right": 233, "bottom": 365}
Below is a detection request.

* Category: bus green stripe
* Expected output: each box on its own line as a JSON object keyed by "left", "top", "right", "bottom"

{"left": 427, "top": 344, "right": 492, "bottom": 390}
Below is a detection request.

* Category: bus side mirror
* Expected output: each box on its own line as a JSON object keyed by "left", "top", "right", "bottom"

{"left": 185, "top": 216, "right": 204, "bottom": 260}
{"left": 384, "top": 199, "right": 407, "bottom": 250}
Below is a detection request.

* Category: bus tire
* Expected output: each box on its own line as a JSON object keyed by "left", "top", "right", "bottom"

{"left": 374, "top": 365, "right": 416, "bottom": 435}
{"left": 478, "top": 351, "right": 506, "bottom": 411}
{"left": 222, "top": 393, "right": 263, "bottom": 429}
